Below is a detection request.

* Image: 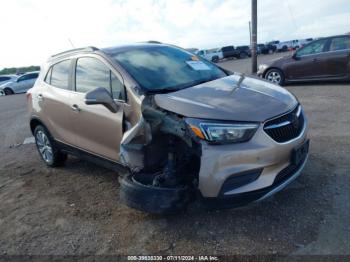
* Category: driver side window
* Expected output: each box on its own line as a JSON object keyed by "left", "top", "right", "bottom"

{"left": 297, "top": 39, "right": 328, "bottom": 57}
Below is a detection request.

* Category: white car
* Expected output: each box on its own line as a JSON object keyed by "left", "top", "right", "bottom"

{"left": 0, "top": 71, "right": 39, "bottom": 95}
{"left": 0, "top": 75, "right": 18, "bottom": 85}
{"left": 196, "top": 49, "right": 223, "bottom": 63}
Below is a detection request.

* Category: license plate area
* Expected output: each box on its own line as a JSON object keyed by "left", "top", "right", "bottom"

{"left": 292, "top": 139, "right": 309, "bottom": 166}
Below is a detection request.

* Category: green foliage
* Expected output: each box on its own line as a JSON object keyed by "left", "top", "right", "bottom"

{"left": 0, "top": 66, "right": 40, "bottom": 75}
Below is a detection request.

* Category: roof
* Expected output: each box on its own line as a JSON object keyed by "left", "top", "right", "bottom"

{"left": 101, "top": 43, "right": 169, "bottom": 55}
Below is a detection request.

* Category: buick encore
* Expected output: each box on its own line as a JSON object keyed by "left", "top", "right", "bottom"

{"left": 258, "top": 34, "right": 350, "bottom": 85}
{"left": 27, "top": 43, "right": 309, "bottom": 214}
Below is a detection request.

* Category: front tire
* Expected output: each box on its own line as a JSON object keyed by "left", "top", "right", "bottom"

{"left": 119, "top": 173, "right": 193, "bottom": 215}
{"left": 34, "top": 125, "right": 67, "bottom": 167}
{"left": 4, "top": 88, "right": 14, "bottom": 95}
{"left": 264, "top": 69, "right": 285, "bottom": 85}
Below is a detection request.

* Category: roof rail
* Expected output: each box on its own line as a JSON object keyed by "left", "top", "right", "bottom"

{"left": 50, "top": 46, "right": 99, "bottom": 58}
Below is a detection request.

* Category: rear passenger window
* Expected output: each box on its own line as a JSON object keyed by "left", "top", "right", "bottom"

{"left": 75, "top": 57, "right": 124, "bottom": 100}
{"left": 0, "top": 77, "right": 10, "bottom": 81}
{"left": 50, "top": 60, "right": 71, "bottom": 90}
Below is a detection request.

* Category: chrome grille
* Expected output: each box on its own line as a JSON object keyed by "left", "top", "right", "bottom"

{"left": 264, "top": 105, "right": 304, "bottom": 143}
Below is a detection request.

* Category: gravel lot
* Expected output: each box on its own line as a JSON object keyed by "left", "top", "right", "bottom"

{"left": 1, "top": 53, "right": 350, "bottom": 256}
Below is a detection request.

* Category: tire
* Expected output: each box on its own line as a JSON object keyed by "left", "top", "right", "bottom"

{"left": 4, "top": 88, "right": 14, "bottom": 95}
{"left": 264, "top": 68, "right": 285, "bottom": 85}
{"left": 34, "top": 125, "right": 67, "bottom": 167}
{"left": 239, "top": 52, "right": 248, "bottom": 59}
{"left": 211, "top": 56, "right": 219, "bottom": 63}
{"left": 119, "top": 173, "right": 193, "bottom": 215}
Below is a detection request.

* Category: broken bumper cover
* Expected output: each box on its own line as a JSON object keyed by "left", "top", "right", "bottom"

{"left": 201, "top": 154, "right": 308, "bottom": 208}
{"left": 198, "top": 117, "right": 308, "bottom": 207}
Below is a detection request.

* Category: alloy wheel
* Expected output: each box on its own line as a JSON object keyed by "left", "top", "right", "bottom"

{"left": 36, "top": 130, "right": 53, "bottom": 163}
{"left": 266, "top": 71, "right": 281, "bottom": 84}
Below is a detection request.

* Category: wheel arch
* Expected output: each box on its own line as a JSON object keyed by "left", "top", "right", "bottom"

{"left": 30, "top": 117, "right": 47, "bottom": 135}
{"left": 4, "top": 87, "right": 14, "bottom": 94}
{"left": 262, "top": 67, "right": 284, "bottom": 78}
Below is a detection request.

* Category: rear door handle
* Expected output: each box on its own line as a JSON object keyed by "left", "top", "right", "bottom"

{"left": 71, "top": 104, "right": 81, "bottom": 112}
{"left": 37, "top": 94, "right": 43, "bottom": 101}
{"left": 312, "top": 58, "right": 318, "bottom": 62}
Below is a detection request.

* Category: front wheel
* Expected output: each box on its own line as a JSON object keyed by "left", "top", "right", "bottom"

{"left": 34, "top": 125, "right": 67, "bottom": 167}
{"left": 264, "top": 69, "right": 285, "bottom": 85}
{"left": 4, "top": 88, "right": 14, "bottom": 95}
{"left": 119, "top": 173, "right": 193, "bottom": 215}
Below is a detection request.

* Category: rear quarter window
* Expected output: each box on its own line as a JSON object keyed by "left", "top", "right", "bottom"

{"left": 49, "top": 60, "right": 71, "bottom": 90}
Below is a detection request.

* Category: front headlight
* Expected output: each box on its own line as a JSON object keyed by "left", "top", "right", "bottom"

{"left": 258, "top": 64, "right": 268, "bottom": 72}
{"left": 188, "top": 120, "right": 259, "bottom": 144}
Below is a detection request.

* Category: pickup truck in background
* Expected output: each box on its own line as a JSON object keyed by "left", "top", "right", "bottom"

{"left": 195, "top": 49, "right": 223, "bottom": 63}
{"left": 273, "top": 38, "right": 314, "bottom": 52}
{"left": 235, "top": 46, "right": 251, "bottom": 58}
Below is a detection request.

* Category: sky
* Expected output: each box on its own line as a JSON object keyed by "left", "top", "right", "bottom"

{"left": 1, "top": 0, "right": 350, "bottom": 69}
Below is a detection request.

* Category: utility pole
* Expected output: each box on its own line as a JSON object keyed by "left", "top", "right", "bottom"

{"left": 249, "top": 21, "right": 252, "bottom": 47}
{"left": 251, "top": 0, "right": 257, "bottom": 74}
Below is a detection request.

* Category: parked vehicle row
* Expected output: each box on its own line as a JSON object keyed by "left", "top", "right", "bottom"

{"left": 0, "top": 71, "right": 39, "bottom": 95}
{"left": 258, "top": 34, "right": 350, "bottom": 85}
{"left": 195, "top": 49, "right": 223, "bottom": 63}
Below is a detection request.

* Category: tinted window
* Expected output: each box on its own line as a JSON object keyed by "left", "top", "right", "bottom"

{"left": 297, "top": 39, "right": 328, "bottom": 56}
{"left": 51, "top": 60, "right": 71, "bottom": 90}
{"left": 222, "top": 46, "right": 234, "bottom": 52}
{"left": 27, "top": 73, "right": 38, "bottom": 80}
{"left": 75, "top": 57, "right": 124, "bottom": 99}
{"left": 330, "top": 37, "right": 350, "bottom": 51}
{"left": 17, "top": 75, "right": 29, "bottom": 82}
{"left": 110, "top": 46, "right": 227, "bottom": 92}
{"left": 0, "top": 76, "right": 10, "bottom": 81}
{"left": 111, "top": 73, "right": 124, "bottom": 100}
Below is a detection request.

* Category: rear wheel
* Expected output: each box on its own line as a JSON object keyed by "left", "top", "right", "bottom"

{"left": 265, "top": 69, "right": 285, "bottom": 85}
{"left": 34, "top": 125, "right": 67, "bottom": 167}
{"left": 4, "top": 88, "right": 14, "bottom": 95}
{"left": 211, "top": 56, "right": 219, "bottom": 63}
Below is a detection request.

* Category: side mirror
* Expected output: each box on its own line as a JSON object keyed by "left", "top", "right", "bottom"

{"left": 85, "top": 87, "right": 118, "bottom": 113}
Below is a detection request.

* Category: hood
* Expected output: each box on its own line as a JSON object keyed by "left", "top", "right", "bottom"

{"left": 267, "top": 53, "right": 293, "bottom": 66}
{"left": 154, "top": 75, "right": 298, "bottom": 122}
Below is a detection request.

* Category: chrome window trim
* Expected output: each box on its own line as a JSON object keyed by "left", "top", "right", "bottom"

{"left": 297, "top": 47, "right": 350, "bottom": 58}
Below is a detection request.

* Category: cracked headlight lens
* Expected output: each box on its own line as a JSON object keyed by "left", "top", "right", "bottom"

{"left": 189, "top": 121, "right": 259, "bottom": 144}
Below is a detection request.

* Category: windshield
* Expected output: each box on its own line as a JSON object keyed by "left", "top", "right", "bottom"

{"left": 110, "top": 45, "right": 227, "bottom": 92}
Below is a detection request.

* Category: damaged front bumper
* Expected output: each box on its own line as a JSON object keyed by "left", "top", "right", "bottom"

{"left": 198, "top": 121, "right": 309, "bottom": 207}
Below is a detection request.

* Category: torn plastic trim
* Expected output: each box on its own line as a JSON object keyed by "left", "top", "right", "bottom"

{"left": 120, "top": 95, "right": 200, "bottom": 172}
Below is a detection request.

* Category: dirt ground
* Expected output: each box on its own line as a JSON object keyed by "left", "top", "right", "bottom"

{"left": 0, "top": 53, "right": 350, "bottom": 256}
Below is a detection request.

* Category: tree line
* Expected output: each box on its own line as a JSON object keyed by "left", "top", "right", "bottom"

{"left": 0, "top": 66, "right": 40, "bottom": 75}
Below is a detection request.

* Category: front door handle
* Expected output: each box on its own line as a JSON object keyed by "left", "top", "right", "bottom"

{"left": 37, "top": 94, "right": 44, "bottom": 101}
{"left": 71, "top": 104, "right": 81, "bottom": 112}
{"left": 312, "top": 58, "right": 318, "bottom": 62}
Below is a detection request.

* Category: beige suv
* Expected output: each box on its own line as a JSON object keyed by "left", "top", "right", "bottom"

{"left": 28, "top": 44, "right": 309, "bottom": 214}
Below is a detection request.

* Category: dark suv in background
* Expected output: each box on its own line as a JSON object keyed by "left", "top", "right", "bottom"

{"left": 220, "top": 45, "right": 249, "bottom": 59}
{"left": 236, "top": 46, "right": 251, "bottom": 58}
{"left": 258, "top": 35, "right": 350, "bottom": 85}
